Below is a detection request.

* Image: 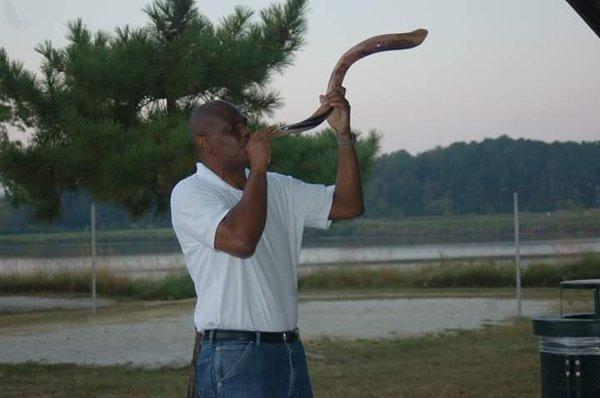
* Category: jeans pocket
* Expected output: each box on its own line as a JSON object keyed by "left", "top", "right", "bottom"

{"left": 216, "top": 342, "right": 254, "bottom": 384}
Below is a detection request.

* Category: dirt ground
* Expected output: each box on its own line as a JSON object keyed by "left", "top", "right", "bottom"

{"left": 0, "top": 295, "right": 552, "bottom": 367}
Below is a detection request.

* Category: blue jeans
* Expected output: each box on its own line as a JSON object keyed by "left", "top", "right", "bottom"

{"left": 195, "top": 336, "right": 313, "bottom": 398}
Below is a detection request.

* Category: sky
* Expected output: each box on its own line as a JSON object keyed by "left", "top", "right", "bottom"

{"left": 1, "top": 0, "right": 599, "bottom": 154}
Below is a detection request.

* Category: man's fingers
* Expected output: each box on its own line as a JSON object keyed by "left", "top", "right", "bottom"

{"left": 264, "top": 126, "right": 279, "bottom": 138}
{"left": 328, "top": 101, "right": 347, "bottom": 109}
{"left": 327, "top": 91, "right": 346, "bottom": 102}
{"left": 320, "top": 89, "right": 350, "bottom": 112}
{"left": 268, "top": 129, "right": 283, "bottom": 138}
{"left": 252, "top": 126, "right": 279, "bottom": 140}
{"left": 263, "top": 127, "right": 283, "bottom": 140}
{"left": 326, "top": 97, "right": 350, "bottom": 107}
{"left": 320, "top": 89, "right": 346, "bottom": 100}
{"left": 255, "top": 126, "right": 274, "bottom": 134}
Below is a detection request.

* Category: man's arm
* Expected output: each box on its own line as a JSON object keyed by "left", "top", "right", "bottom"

{"left": 214, "top": 129, "right": 275, "bottom": 258}
{"left": 214, "top": 169, "right": 267, "bottom": 258}
{"left": 329, "top": 140, "right": 364, "bottom": 219}
{"left": 322, "top": 88, "right": 365, "bottom": 220}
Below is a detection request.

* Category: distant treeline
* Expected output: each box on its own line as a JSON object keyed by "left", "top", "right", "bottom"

{"left": 365, "top": 136, "right": 600, "bottom": 217}
{"left": 0, "top": 192, "right": 170, "bottom": 234}
{"left": 1, "top": 136, "right": 598, "bottom": 233}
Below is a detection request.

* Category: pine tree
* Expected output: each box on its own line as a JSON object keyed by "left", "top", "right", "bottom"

{"left": 0, "top": 0, "right": 375, "bottom": 222}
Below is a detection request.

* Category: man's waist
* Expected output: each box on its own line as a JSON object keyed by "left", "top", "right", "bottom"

{"left": 201, "top": 328, "right": 299, "bottom": 344}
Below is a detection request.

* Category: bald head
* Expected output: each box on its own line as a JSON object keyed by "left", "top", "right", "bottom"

{"left": 188, "top": 100, "right": 251, "bottom": 168}
{"left": 189, "top": 100, "right": 241, "bottom": 139}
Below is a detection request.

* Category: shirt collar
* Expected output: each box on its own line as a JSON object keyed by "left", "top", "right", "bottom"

{"left": 195, "top": 162, "right": 250, "bottom": 191}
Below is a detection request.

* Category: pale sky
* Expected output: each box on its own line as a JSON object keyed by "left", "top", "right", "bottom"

{"left": 1, "top": 0, "right": 599, "bottom": 154}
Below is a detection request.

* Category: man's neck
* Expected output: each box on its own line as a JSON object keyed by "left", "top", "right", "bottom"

{"left": 203, "top": 160, "right": 247, "bottom": 190}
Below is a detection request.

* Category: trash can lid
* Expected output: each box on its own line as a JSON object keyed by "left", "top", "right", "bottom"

{"left": 533, "top": 313, "right": 600, "bottom": 337}
{"left": 561, "top": 279, "right": 600, "bottom": 290}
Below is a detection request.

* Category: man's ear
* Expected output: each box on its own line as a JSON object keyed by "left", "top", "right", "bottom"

{"left": 197, "top": 136, "right": 211, "bottom": 151}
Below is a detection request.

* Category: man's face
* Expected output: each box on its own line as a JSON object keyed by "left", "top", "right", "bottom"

{"left": 206, "top": 108, "right": 251, "bottom": 168}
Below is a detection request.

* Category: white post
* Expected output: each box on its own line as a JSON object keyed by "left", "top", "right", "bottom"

{"left": 513, "top": 193, "right": 522, "bottom": 317}
{"left": 91, "top": 201, "right": 97, "bottom": 316}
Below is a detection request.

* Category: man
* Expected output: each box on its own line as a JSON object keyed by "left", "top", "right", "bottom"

{"left": 171, "top": 87, "right": 363, "bottom": 397}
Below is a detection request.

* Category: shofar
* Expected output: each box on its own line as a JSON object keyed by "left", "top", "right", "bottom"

{"left": 279, "top": 29, "right": 428, "bottom": 135}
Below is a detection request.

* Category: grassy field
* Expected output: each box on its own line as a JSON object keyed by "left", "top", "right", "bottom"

{"left": 0, "top": 319, "right": 541, "bottom": 398}
{"left": 2, "top": 255, "right": 599, "bottom": 300}
{"left": 1, "top": 208, "right": 599, "bottom": 247}
{"left": 309, "top": 208, "right": 600, "bottom": 242}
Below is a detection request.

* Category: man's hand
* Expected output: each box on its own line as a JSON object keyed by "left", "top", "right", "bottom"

{"left": 216, "top": 125, "right": 279, "bottom": 259}
{"left": 245, "top": 126, "right": 279, "bottom": 172}
{"left": 320, "top": 86, "right": 351, "bottom": 136}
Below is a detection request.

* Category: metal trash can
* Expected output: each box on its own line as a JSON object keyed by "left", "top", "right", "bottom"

{"left": 532, "top": 279, "right": 600, "bottom": 398}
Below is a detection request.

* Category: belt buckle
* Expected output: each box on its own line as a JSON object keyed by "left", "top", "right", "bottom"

{"left": 283, "top": 331, "right": 289, "bottom": 343}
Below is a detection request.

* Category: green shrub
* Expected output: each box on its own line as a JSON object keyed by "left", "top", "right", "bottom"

{"left": 523, "top": 255, "right": 600, "bottom": 287}
{"left": 0, "top": 269, "right": 195, "bottom": 300}
{"left": 1, "top": 255, "right": 599, "bottom": 299}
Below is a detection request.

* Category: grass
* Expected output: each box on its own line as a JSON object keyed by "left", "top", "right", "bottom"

{"left": 308, "top": 319, "right": 540, "bottom": 398}
{"left": 300, "top": 255, "right": 600, "bottom": 290}
{"left": 0, "top": 269, "right": 194, "bottom": 300}
{"left": 0, "top": 319, "right": 541, "bottom": 397}
{"left": 308, "top": 208, "right": 600, "bottom": 242}
{"left": 0, "top": 228, "right": 176, "bottom": 246}
{"left": 0, "top": 363, "right": 188, "bottom": 398}
{"left": 1, "top": 255, "right": 599, "bottom": 300}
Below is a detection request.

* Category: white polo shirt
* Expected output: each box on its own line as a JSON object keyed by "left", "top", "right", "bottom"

{"left": 170, "top": 162, "right": 334, "bottom": 333}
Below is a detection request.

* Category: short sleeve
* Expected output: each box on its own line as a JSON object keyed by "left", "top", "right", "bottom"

{"left": 170, "top": 181, "right": 231, "bottom": 252}
{"left": 288, "top": 177, "right": 335, "bottom": 230}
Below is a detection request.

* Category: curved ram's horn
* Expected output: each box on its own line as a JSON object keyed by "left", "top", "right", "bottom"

{"left": 279, "top": 29, "right": 428, "bottom": 135}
